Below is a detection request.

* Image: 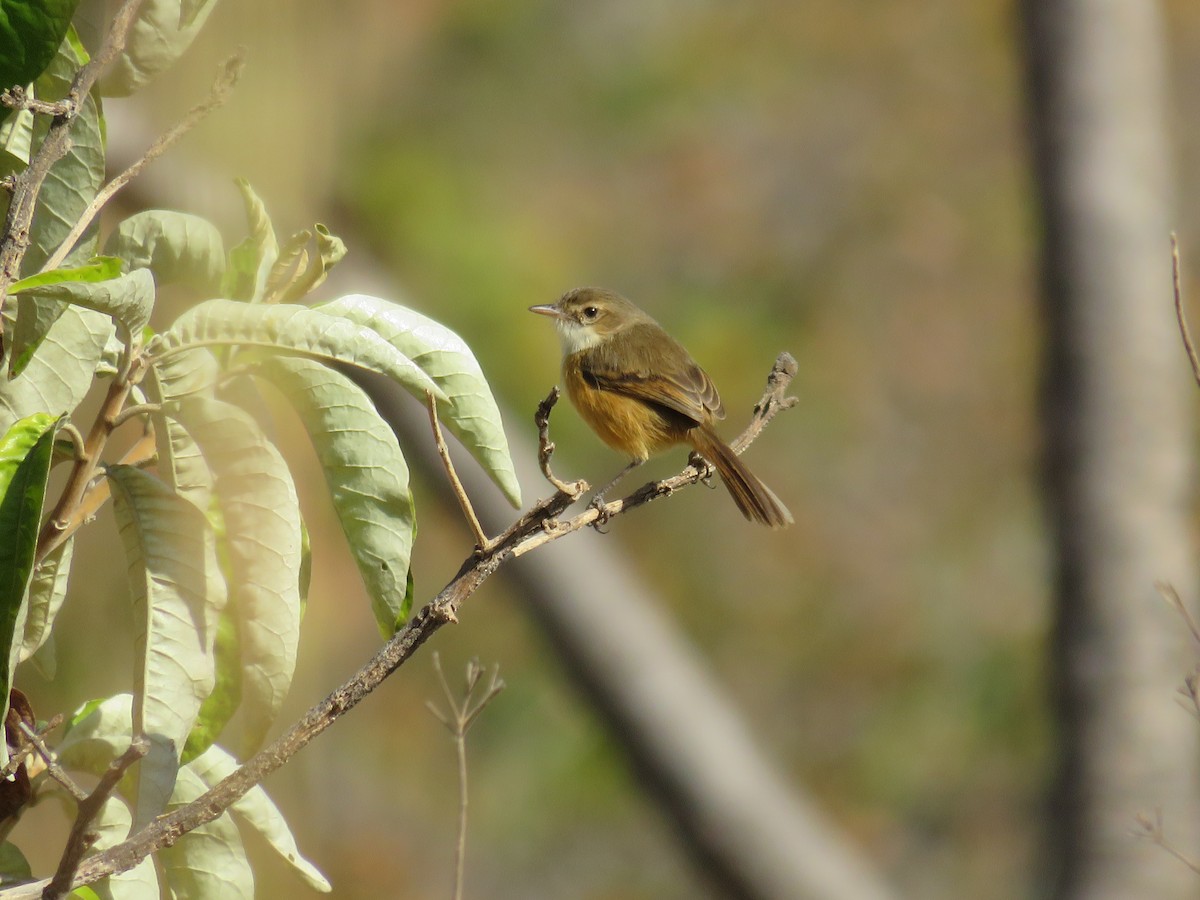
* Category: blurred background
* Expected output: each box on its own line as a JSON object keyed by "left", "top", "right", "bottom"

{"left": 18, "top": 1, "right": 1200, "bottom": 897}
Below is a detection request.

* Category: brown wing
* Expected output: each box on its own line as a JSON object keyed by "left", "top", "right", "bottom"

{"left": 579, "top": 322, "right": 725, "bottom": 424}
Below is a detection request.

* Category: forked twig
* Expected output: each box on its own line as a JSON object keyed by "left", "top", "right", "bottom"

{"left": 43, "top": 736, "right": 150, "bottom": 900}
{"left": 16, "top": 720, "right": 84, "bottom": 803}
{"left": 425, "top": 391, "right": 492, "bottom": 551}
{"left": 426, "top": 652, "right": 504, "bottom": 900}
{"left": 1134, "top": 808, "right": 1200, "bottom": 877}
{"left": 0, "top": 714, "right": 64, "bottom": 781}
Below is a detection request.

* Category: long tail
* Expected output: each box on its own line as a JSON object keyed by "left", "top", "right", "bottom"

{"left": 688, "top": 424, "right": 793, "bottom": 528}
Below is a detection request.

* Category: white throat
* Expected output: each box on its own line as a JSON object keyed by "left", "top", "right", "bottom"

{"left": 557, "top": 320, "right": 604, "bottom": 355}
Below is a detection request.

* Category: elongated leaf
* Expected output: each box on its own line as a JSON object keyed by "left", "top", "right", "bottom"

{"left": 19, "top": 534, "right": 72, "bottom": 675}
{"left": 7, "top": 256, "right": 122, "bottom": 293}
{"left": 15, "top": 268, "right": 155, "bottom": 336}
{"left": 106, "top": 210, "right": 224, "bottom": 294}
{"left": 0, "top": 304, "right": 112, "bottom": 431}
{"left": 151, "top": 299, "right": 445, "bottom": 401}
{"left": 254, "top": 356, "right": 416, "bottom": 635}
{"left": 170, "top": 397, "right": 301, "bottom": 756}
{"left": 188, "top": 745, "right": 330, "bottom": 892}
{"left": 141, "top": 352, "right": 217, "bottom": 512}
{"left": 89, "top": 797, "right": 162, "bottom": 900}
{"left": 221, "top": 179, "right": 277, "bottom": 302}
{"left": 99, "top": 0, "right": 219, "bottom": 97}
{"left": 160, "top": 765, "right": 254, "bottom": 900}
{"left": 0, "top": 413, "right": 58, "bottom": 766}
{"left": 320, "top": 294, "right": 521, "bottom": 506}
{"left": 108, "top": 466, "right": 224, "bottom": 826}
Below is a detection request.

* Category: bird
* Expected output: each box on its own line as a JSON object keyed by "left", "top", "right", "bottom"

{"left": 530, "top": 287, "right": 792, "bottom": 528}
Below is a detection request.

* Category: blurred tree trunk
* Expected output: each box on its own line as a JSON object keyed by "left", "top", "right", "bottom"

{"left": 1022, "top": 2, "right": 1200, "bottom": 897}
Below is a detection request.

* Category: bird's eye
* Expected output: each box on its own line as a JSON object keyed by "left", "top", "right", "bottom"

{"left": 582, "top": 306, "right": 599, "bottom": 320}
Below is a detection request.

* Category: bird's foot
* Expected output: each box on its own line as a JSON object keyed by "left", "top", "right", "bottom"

{"left": 589, "top": 494, "right": 613, "bottom": 533}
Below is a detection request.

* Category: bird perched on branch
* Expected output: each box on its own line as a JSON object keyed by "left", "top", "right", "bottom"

{"left": 530, "top": 287, "right": 792, "bottom": 528}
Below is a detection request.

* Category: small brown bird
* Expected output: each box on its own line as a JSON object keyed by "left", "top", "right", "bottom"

{"left": 530, "top": 287, "right": 792, "bottom": 528}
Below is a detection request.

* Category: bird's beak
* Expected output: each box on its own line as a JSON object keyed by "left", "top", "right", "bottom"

{"left": 529, "top": 304, "right": 566, "bottom": 320}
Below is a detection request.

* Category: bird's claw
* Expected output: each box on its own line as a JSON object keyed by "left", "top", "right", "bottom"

{"left": 589, "top": 495, "right": 612, "bottom": 533}
{"left": 688, "top": 451, "right": 717, "bottom": 489}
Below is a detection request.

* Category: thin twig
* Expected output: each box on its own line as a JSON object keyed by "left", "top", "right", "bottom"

{"left": 1171, "top": 234, "right": 1200, "bottom": 389}
{"left": 425, "top": 391, "right": 492, "bottom": 552}
{"left": 0, "top": 87, "right": 73, "bottom": 117}
{"left": 535, "top": 387, "right": 588, "bottom": 496}
{"left": 16, "top": 721, "right": 85, "bottom": 803}
{"left": 427, "top": 653, "right": 504, "bottom": 900}
{"left": 0, "top": 714, "right": 64, "bottom": 781}
{"left": 61, "top": 354, "right": 795, "bottom": 894}
{"left": 1134, "top": 808, "right": 1200, "bottom": 877}
{"left": 57, "top": 424, "right": 87, "bottom": 463}
{"left": 108, "top": 403, "right": 160, "bottom": 430}
{"left": 43, "top": 736, "right": 149, "bottom": 900}
{"left": 39, "top": 51, "right": 245, "bottom": 274}
{"left": 1156, "top": 581, "right": 1200, "bottom": 647}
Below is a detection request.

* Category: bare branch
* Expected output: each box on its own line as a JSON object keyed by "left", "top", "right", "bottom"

{"left": 43, "top": 736, "right": 149, "bottom": 900}
{"left": 425, "top": 391, "right": 492, "bottom": 552}
{"left": 62, "top": 354, "right": 794, "bottom": 892}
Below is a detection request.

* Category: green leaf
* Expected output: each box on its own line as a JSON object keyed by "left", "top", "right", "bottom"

{"left": 57, "top": 693, "right": 134, "bottom": 775}
{"left": 267, "top": 223, "right": 348, "bottom": 305}
{"left": 159, "top": 765, "right": 254, "bottom": 900}
{"left": 188, "top": 745, "right": 330, "bottom": 892}
{"left": 151, "top": 299, "right": 445, "bottom": 401}
{"left": 220, "top": 179, "right": 278, "bottom": 302}
{"left": 14, "top": 267, "right": 155, "bottom": 337}
{"left": 183, "top": 606, "right": 238, "bottom": 763}
{"left": 254, "top": 356, "right": 416, "bottom": 636}
{"left": 108, "top": 466, "right": 225, "bottom": 826}
{"left": 0, "top": 0, "right": 79, "bottom": 120}
{"left": 0, "top": 305, "right": 113, "bottom": 433}
{"left": 0, "top": 112, "right": 33, "bottom": 164}
{"left": 141, "top": 350, "right": 218, "bottom": 511}
{"left": 7, "top": 256, "right": 122, "bottom": 293}
{"left": 0, "top": 412, "right": 59, "bottom": 766}
{"left": 169, "top": 397, "right": 301, "bottom": 756}
{"left": 320, "top": 294, "right": 522, "bottom": 506}
{"left": 99, "top": 0, "right": 219, "bottom": 97}
{"left": 0, "top": 840, "right": 31, "bottom": 883}
{"left": 19, "top": 533, "right": 72, "bottom": 676}
{"left": 105, "top": 210, "right": 225, "bottom": 294}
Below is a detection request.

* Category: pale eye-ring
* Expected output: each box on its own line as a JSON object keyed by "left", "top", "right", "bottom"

{"left": 582, "top": 306, "right": 599, "bottom": 321}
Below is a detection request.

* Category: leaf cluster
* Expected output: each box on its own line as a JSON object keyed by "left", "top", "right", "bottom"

{"left": 0, "top": 2, "right": 521, "bottom": 895}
